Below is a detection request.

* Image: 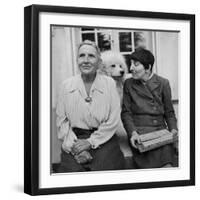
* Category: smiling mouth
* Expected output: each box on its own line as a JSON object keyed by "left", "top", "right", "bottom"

{"left": 81, "top": 65, "right": 92, "bottom": 69}
{"left": 82, "top": 63, "right": 92, "bottom": 67}
{"left": 131, "top": 71, "right": 137, "bottom": 74}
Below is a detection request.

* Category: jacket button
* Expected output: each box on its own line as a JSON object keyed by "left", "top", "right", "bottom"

{"left": 153, "top": 120, "right": 158, "bottom": 124}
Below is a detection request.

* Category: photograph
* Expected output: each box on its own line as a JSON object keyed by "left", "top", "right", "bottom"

{"left": 24, "top": 4, "right": 195, "bottom": 195}
{"left": 51, "top": 26, "right": 179, "bottom": 173}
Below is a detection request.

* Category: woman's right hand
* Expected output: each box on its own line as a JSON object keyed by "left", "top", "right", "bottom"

{"left": 74, "top": 151, "right": 93, "bottom": 164}
{"left": 130, "top": 131, "right": 141, "bottom": 149}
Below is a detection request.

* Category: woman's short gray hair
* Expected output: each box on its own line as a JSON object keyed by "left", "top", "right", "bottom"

{"left": 78, "top": 40, "right": 101, "bottom": 56}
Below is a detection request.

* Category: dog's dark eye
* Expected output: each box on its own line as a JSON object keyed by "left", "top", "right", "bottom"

{"left": 111, "top": 64, "right": 115, "bottom": 68}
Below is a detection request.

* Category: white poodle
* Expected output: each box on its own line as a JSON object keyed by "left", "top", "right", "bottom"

{"left": 100, "top": 51, "right": 129, "bottom": 101}
{"left": 100, "top": 50, "right": 132, "bottom": 158}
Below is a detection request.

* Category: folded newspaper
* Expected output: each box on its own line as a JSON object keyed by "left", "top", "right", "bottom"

{"left": 136, "top": 129, "right": 178, "bottom": 153}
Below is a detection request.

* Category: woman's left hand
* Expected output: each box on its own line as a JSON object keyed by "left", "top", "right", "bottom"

{"left": 171, "top": 129, "right": 178, "bottom": 137}
{"left": 72, "top": 139, "right": 91, "bottom": 155}
{"left": 74, "top": 151, "right": 93, "bottom": 164}
{"left": 171, "top": 129, "right": 178, "bottom": 153}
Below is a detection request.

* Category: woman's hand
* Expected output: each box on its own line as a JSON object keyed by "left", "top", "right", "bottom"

{"left": 72, "top": 139, "right": 91, "bottom": 155}
{"left": 74, "top": 151, "right": 93, "bottom": 164}
{"left": 171, "top": 129, "right": 178, "bottom": 137}
{"left": 130, "top": 131, "right": 141, "bottom": 149}
{"left": 171, "top": 129, "right": 178, "bottom": 153}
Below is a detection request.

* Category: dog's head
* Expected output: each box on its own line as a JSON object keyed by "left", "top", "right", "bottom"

{"left": 99, "top": 51, "right": 128, "bottom": 81}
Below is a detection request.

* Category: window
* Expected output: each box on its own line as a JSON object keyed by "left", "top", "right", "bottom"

{"left": 80, "top": 28, "right": 152, "bottom": 72}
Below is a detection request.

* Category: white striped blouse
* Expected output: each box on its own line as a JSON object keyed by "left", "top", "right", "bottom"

{"left": 56, "top": 73, "right": 120, "bottom": 153}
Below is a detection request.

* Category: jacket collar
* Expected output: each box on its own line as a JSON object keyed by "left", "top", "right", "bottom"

{"left": 131, "top": 74, "right": 160, "bottom": 100}
{"left": 146, "top": 73, "right": 161, "bottom": 91}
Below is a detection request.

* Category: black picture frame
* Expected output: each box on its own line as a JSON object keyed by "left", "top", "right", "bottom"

{"left": 24, "top": 4, "right": 195, "bottom": 196}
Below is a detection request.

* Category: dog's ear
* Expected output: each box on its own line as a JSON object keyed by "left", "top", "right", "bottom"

{"left": 98, "top": 64, "right": 109, "bottom": 76}
{"left": 97, "top": 57, "right": 103, "bottom": 66}
{"left": 119, "top": 55, "right": 128, "bottom": 73}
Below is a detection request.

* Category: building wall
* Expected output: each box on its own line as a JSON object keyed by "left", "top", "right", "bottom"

{"left": 155, "top": 32, "right": 179, "bottom": 100}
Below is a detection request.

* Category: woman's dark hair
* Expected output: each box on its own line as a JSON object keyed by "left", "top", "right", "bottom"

{"left": 130, "top": 48, "right": 155, "bottom": 71}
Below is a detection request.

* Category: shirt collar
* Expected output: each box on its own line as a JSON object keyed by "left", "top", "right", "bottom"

{"left": 68, "top": 73, "right": 104, "bottom": 94}
{"left": 148, "top": 72, "right": 154, "bottom": 80}
{"left": 141, "top": 72, "right": 154, "bottom": 85}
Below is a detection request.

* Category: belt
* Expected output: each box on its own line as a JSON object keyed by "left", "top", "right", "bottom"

{"left": 72, "top": 127, "right": 97, "bottom": 138}
{"left": 132, "top": 115, "right": 166, "bottom": 127}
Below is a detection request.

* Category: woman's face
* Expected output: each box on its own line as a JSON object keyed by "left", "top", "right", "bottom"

{"left": 130, "top": 60, "right": 146, "bottom": 80}
{"left": 77, "top": 44, "right": 100, "bottom": 76}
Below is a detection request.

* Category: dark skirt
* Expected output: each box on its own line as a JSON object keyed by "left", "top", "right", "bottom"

{"left": 57, "top": 128, "right": 125, "bottom": 173}
{"left": 131, "top": 126, "right": 176, "bottom": 169}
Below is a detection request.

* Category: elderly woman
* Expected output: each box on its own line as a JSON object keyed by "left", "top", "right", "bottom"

{"left": 121, "top": 48, "right": 178, "bottom": 169}
{"left": 56, "top": 40, "right": 125, "bottom": 172}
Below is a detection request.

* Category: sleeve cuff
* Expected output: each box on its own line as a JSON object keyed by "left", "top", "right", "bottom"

{"left": 87, "top": 138, "right": 99, "bottom": 149}
{"left": 127, "top": 127, "right": 137, "bottom": 138}
{"left": 167, "top": 118, "right": 178, "bottom": 131}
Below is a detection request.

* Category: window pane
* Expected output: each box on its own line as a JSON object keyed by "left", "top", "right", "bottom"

{"left": 134, "top": 32, "right": 146, "bottom": 49}
{"left": 119, "top": 32, "right": 132, "bottom": 52}
{"left": 97, "top": 32, "right": 111, "bottom": 52}
{"left": 96, "top": 28, "right": 109, "bottom": 32}
{"left": 82, "top": 33, "right": 95, "bottom": 42}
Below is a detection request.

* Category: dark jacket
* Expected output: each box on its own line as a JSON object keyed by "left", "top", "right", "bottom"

{"left": 121, "top": 74, "right": 177, "bottom": 137}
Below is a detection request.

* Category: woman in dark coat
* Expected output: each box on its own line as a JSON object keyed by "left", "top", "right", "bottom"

{"left": 121, "top": 48, "right": 178, "bottom": 169}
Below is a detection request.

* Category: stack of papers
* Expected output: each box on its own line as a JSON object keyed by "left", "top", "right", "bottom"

{"left": 137, "top": 129, "right": 178, "bottom": 153}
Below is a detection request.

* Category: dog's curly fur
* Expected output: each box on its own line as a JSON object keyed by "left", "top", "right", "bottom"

{"left": 99, "top": 51, "right": 129, "bottom": 101}
{"left": 99, "top": 51, "right": 133, "bottom": 157}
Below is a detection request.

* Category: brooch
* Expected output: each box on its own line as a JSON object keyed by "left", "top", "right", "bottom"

{"left": 85, "top": 96, "right": 92, "bottom": 103}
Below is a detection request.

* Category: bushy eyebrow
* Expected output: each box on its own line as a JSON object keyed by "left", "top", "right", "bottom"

{"left": 78, "top": 53, "right": 85, "bottom": 57}
{"left": 88, "top": 53, "right": 95, "bottom": 57}
{"left": 78, "top": 53, "right": 96, "bottom": 57}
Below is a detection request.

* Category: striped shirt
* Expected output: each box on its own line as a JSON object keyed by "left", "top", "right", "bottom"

{"left": 56, "top": 73, "right": 120, "bottom": 152}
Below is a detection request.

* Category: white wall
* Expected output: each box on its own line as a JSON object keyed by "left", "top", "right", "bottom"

{"left": 0, "top": 0, "right": 199, "bottom": 200}
{"left": 52, "top": 27, "right": 75, "bottom": 108}
{"left": 156, "top": 32, "right": 179, "bottom": 100}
